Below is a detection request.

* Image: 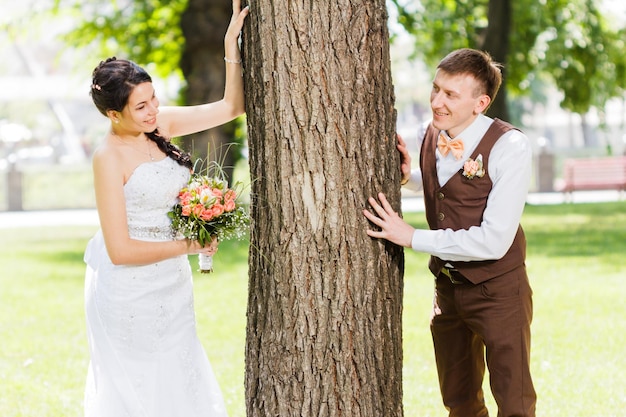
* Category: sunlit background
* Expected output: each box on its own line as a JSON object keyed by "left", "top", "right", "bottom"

{"left": 1, "top": 0, "right": 625, "bottom": 209}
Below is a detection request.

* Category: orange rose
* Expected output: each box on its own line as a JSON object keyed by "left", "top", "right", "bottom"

{"left": 200, "top": 209, "right": 214, "bottom": 221}
{"left": 212, "top": 204, "right": 225, "bottom": 218}
{"left": 224, "top": 200, "right": 236, "bottom": 212}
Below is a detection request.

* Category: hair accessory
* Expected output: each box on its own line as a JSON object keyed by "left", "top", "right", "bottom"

{"left": 91, "top": 83, "right": 102, "bottom": 91}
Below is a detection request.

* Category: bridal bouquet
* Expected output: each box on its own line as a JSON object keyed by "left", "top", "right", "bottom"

{"left": 168, "top": 164, "right": 249, "bottom": 273}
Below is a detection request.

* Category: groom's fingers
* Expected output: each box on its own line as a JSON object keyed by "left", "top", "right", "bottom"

{"left": 376, "top": 193, "right": 396, "bottom": 215}
{"left": 366, "top": 196, "right": 385, "bottom": 218}
{"left": 367, "top": 193, "right": 396, "bottom": 221}
{"left": 363, "top": 206, "right": 383, "bottom": 227}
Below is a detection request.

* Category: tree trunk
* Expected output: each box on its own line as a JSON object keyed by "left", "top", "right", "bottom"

{"left": 482, "top": 0, "right": 511, "bottom": 122}
{"left": 580, "top": 112, "right": 593, "bottom": 148}
{"left": 180, "top": 0, "right": 239, "bottom": 180}
{"left": 242, "top": 1, "right": 404, "bottom": 416}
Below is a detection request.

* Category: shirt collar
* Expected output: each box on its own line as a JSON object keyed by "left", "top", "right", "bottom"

{"left": 441, "top": 114, "right": 492, "bottom": 147}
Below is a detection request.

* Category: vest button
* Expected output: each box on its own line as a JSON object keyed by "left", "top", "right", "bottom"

{"left": 437, "top": 192, "right": 445, "bottom": 200}
{"left": 438, "top": 212, "right": 445, "bottom": 221}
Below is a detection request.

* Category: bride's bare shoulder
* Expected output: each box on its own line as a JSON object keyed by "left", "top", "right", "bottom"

{"left": 92, "top": 138, "right": 122, "bottom": 165}
{"left": 91, "top": 138, "right": 130, "bottom": 182}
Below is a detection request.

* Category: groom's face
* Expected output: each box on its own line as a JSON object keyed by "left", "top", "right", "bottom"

{"left": 429, "top": 70, "right": 490, "bottom": 138}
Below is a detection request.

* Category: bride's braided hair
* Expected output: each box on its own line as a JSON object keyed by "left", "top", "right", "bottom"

{"left": 90, "top": 57, "right": 192, "bottom": 169}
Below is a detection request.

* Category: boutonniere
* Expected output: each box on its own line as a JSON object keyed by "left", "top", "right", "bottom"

{"left": 462, "top": 154, "right": 485, "bottom": 179}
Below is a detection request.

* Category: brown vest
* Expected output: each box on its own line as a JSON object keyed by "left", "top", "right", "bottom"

{"left": 420, "top": 119, "right": 526, "bottom": 284}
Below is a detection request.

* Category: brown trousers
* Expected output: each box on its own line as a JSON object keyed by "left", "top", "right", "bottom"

{"left": 430, "top": 265, "right": 536, "bottom": 417}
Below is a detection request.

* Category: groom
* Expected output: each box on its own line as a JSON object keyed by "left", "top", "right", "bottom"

{"left": 363, "top": 48, "right": 536, "bottom": 417}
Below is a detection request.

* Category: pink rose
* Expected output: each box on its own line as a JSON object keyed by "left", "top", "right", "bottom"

{"left": 224, "top": 200, "right": 236, "bottom": 212}
{"left": 462, "top": 154, "right": 484, "bottom": 179}
{"left": 212, "top": 204, "right": 225, "bottom": 218}
{"left": 225, "top": 190, "right": 236, "bottom": 201}
{"left": 464, "top": 160, "right": 479, "bottom": 176}
{"left": 200, "top": 209, "right": 214, "bottom": 221}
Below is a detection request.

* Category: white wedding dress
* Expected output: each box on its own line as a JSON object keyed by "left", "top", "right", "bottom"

{"left": 83, "top": 157, "right": 228, "bottom": 417}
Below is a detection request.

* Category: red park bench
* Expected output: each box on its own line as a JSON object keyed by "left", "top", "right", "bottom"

{"left": 560, "top": 156, "right": 626, "bottom": 198}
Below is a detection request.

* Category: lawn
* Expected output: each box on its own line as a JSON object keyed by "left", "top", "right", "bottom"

{"left": 0, "top": 201, "right": 624, "bottom": 416}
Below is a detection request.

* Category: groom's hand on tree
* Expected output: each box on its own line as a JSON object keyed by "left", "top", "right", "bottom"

{"left": 363, "top": 193, "right": 415, "bottom": 248}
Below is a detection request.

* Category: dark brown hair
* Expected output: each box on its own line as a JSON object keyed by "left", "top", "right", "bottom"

{"left": 90, "top": 57, "right": 192, "bottom": 169}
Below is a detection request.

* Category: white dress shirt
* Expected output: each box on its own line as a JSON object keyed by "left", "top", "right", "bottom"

{"left": 404, "top": 114, "right": 532, "bottom": 262}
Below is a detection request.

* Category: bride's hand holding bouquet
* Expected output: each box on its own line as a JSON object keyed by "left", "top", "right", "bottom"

{"left": 169, "top": 162, "right": 249, "bottom": 273}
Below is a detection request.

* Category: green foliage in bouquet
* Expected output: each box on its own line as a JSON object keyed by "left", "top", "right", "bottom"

{"left": 168, "top": 161, "right": 249, "bottom": 246}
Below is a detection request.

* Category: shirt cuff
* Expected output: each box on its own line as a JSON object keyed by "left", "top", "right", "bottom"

{"left": 402, "top": 171, "right": 423, "bottom": 193}
{"left": 411, "top": 228, "right": 437, "bottom": 252}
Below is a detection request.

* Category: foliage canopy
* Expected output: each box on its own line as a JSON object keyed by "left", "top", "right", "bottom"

{"left": 391, "top": 0, "right": 626, "bottom": 116}
{"left": 52, "top": 0, "right": 187, "bottom": 79}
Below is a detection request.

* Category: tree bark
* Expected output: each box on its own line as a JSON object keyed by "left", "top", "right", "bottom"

{"left": 243, "top": 1, "right": 404, "bottom": 416}
{"left": 482, "top": 0, "right": 511, "bottom": 122}
{"left": 180, "top": 0, "right": 238, "bottom": 180}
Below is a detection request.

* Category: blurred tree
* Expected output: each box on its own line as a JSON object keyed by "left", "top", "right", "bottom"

{"left": 179, "top": 0, "right": 241, "bottom": 179}
{"left": 391, "top": 0, "right": 626, "bottom": 146}
{"left": 52, "top": 0, "right": 243, "bottom": 180}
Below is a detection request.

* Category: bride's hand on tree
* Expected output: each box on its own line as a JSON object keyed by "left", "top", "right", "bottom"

{"left": 225, "top": 0, "right": 250, "bottom": 48}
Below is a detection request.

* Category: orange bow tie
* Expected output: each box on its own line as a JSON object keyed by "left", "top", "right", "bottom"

{"left": 437, "top": 134, "right": 464, "bottom": 160}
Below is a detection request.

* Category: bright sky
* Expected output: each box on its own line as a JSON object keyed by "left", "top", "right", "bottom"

{"left": 602, "top": 0, "right": 626, "bottom": 26}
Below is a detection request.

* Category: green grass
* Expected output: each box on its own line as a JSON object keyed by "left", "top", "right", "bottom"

{"left": 0, "top": 201, "right": 625, "bottom": 416}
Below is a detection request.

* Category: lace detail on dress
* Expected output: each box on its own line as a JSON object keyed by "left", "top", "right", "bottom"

{"left": 124, "top": 157, "right": 189, "bottom": 240}
{"left": 128, "top": 225, "right": 175, "bottom": 241}
{"left": 84, "top": 157, "right": 229, "bottom": 417}
{"left": 179, "top": 347, "right": 202, "bottom": 412}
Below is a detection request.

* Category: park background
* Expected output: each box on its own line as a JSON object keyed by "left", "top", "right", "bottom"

{"left": 1, "top": 0, "right": 626, "bottom": 210}
{"left": 1, "top": 0, "right": 626, "bottom": 416}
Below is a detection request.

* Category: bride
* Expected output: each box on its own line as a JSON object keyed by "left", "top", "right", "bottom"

{"left": 82, "top": 2, "right": 249, "bottom": 416}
